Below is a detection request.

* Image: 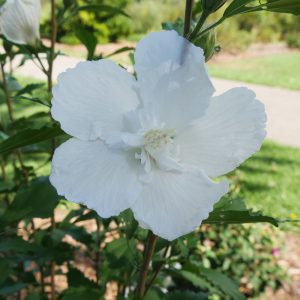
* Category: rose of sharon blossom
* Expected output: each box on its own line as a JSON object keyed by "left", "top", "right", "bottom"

{"left": 50, "top": 31, "right": 266, "bottom": 241}
{"left": 0, "top": 0, "right": 41, "bottom": 46}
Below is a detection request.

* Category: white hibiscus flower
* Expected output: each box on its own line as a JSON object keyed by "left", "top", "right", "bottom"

{"left": 50, "top": 30, "right": 266, "bottom": 241}
{"left": 0, "top": 0, "right": 41, "bottom": 46}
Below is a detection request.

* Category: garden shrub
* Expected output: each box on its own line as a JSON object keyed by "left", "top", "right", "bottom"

{"left": 286, "top": 32, "right": 300, "bottom": 49}
{"left": 40, "top": 0, "right": 300, "bottom": 49}
{"left": 195, "top": 224, "right": 287, "bottom": 297}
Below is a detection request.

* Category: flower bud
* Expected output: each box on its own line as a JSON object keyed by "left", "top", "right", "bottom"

{"left": 194, "top": 29, "right": 217, "bottom": 62}
{"left": 202, "top": 0, "right": 227, "bottom": 13}
{"left": 0, "top": 0, "right": 41, "bottom": 46}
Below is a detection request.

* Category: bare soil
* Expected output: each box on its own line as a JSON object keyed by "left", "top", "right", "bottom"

{"left": 263, "top": 233, "right": 300, "bottom": 300}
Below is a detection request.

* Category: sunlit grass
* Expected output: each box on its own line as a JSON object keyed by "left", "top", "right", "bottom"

{"left": 230, "top": 140, "right": 300, "bottom": 229}
{"left": 208, "top": 52, "right": 300, "bottom": 90}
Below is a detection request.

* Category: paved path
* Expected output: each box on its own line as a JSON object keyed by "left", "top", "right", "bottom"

{"left": 12, "top": 55, "right": 300, "bottom": 148}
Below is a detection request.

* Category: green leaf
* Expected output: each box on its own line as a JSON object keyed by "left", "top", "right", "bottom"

{"left": 179, "top": 270, "right": 215, "bottom": 291}
{"left": 106, "top": 237, "right": 129, "bottom": 259}
{"left": 203, "top": 198, "right": 279, "bottom": 226}
{"left": 77, "top": 4, "right": 129, "bottom": 18}
{"left": 61, "top": 287, "right": 102, "bottom": 300}
{"left": 223, "top": 0, "right": 254, "bottom": 17}
{"left": 182, "top": 262, "right": 246, "bottom": 300}
{"left": 67, "top": 268, "right": 98, "bottom": 289}
{"left": 0, "top": 124, "right": 65, "bottom": 154}
{"left": 166, "top": 291, "right": 208, "bottom": 300}
{"left": 74, "top": 209, "right": 99, "bottom": 223}
{"left": 224, "top": 0, "right": 300, "bottom": 17}
{"left": 162, "top": 19, "right": 184, "bottom": 35}
{"left": 199, "top": 267, "right": 245, "bottom": 300}
{"left": 0, "top": 283, "right": 26, "bottom": 297}
{"left": 0, "top": 131, "right": 9, "bottom": 141}
{"left": 0, "top": 237, "right": 40, "bottom": 253}
{"left": 176, "top": 238, "right": 189, "bottom": 257}
{"left": 6, "top": 75, "right": 21, "bottom": 92}
{"left": 61, "top": 207, "right": 86, "bottom": 224}
{"left": 15, "top": 83, "right": 44, "bottom": 96}
{"left": 54, "top": 224, "right": 93, "bottom": 245}
{"left": 24, "top": 293, "right": 42, "bottom": 300}
{"left": 144, "top": 288, "right": 164, "bottom": 300}
{"left": 0, "top": 260, "right": 12, "bottom": 285}
{"left": 75, "top": 28, "right": 97, "bottom": 60}
{"left": 1, "top": 177, "right": 59, "bottom": 225}
{"left": 105, "top": 46, "right": 135, "bottom": 58}
{"left": 14, "top": 95, "right": 50, "bottom": 107}
{"left": 119, "top": 209, "right": 138, "bottom": 239}
{"left": 63, "top": 0, "right": 73, "bottom": 10}
{"left": 0, "top": 181, "right": 14, "bottom": 194}
{"left": 265, "top": 0, "right": 300, "bottom": 14}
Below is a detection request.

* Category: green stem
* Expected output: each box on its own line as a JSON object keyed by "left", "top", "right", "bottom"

{"left": 0, "top": 159, "right": 9, "bottom": 207}
{"left": 33, "top": 51, "right": 48, "bottom": 75}
{"left": 1, "top": 62, "right": 14, "bottom": 122}
{"left": 135, "top": 231, "right": 157, "bottom": 299}
{"left": 188, "top": 9, "right": 210, "bottom": 41}
{"left": 198, "top": 17, "right": 225, "bottom": 37}
{"left": 95, "top": 218, "right": 101, "bottom": 285}
{"left": 50, "top": 213, "right": 56, "bottom": 299}
{"left": 197, "top": 1, "right": 269, "bottom": 39}
{"left": 49, "top": 2, "right": 57, "bottom": 299}
{"left": 183, "top": 0, "right": 194, "bottom": 37}
{"left": 48, "top": 0, "right": 57, "bottom": 94}
{"left": 0, "top": 61, "right": 28, "bottom": 181}
{"left": 145, "top": 244, "right": 170, "bottom": 294}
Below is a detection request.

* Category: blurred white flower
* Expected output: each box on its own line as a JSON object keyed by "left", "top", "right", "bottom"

{"left": 0, "top": 0, "right": 41, "bottom": 45}
{"left": 50, "top": 30, "right": 266, "bottom": 241}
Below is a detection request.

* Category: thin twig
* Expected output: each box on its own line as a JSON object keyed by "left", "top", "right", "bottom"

{"left": 40, "top": 265, "right": 45, "bottom": 295}
{"left": 0, "top": 159, "right": 9, "bottom": 208}
{"left": 184, "top": 0, "right": 194, "bottom": 37}
{"left": 188, "top": 9, "right": 210, "bottom": 41}
{"left": 135, "top": 231, "right": 157, "bottom": 299}
{"left": 1, "top": 62, "right": 14, "bottom": 122}
{"left": 33, "top": 52, "right": 48, "bottom": 75}
{"left": 48, "top": 3, "right": 58, "bottom": 298}
{"left": 48, "top": 0, "right": 57, "bottom": 93}
{"left": 95, "top": 218, "right": 101, "bottom": 285}
{"left": 50, "top": 213, "right": 56, "bottom": 299}
{"left": 145, "top": 244, "right": 171, "bottom": 293}
{"left": 0, "top": 61, "right": 28, "bottom": 181}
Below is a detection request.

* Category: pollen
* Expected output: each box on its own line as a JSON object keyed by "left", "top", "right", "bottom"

{"left": 144, "top": 129, "right": 175, "bottom": 151}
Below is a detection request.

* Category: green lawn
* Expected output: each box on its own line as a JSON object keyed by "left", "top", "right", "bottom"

{"left": 208, "top": 52, "right": 300, "bottom": 91}
{"left": 230, "top": 140, "right": 300, "bottom": 227}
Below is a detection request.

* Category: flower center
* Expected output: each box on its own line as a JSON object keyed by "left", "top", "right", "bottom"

{"left": 144, "top": 129, "right": 175, "bottom": 152}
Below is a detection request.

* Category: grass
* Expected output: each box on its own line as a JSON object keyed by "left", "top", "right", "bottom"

{"left": 230, "top": 140, "right": 300, "bottom": 228}
{"left": 208, "top": 52, "right": 300, "bottom": 91}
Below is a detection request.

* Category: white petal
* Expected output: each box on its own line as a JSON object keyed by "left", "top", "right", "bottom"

{"left": 0, "top": 0, "right": 40, "bottom": 45}
{"left": 132, "top": 168, "right": 228, "bottom": 241}
{"left": 50, "top": 138, "right": 142, "bottom": 218}
{"left": 51, "top": 60, "right": 139, "bottom": 141}
{"left": 134, "top": 31, "right": 215, "bottom": 130}
{"left": 135, "top": 30, "right": 210, "bottom": 80}
{"left": 177, "top": 87, "right": 267, "bottom": 178}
